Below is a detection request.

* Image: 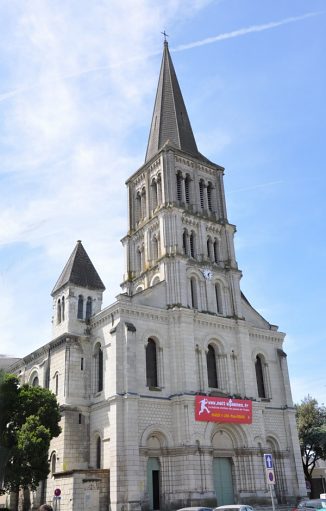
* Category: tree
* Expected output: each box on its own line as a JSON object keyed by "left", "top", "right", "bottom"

{"left": 0, "top": 374, "right": 61, "bottom": 496}
{"left": 295, "top": 395, "right": 326, "bottom": 484}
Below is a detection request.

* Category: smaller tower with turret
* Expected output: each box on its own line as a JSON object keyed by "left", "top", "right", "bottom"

{"left": 51, "top": 240, "right": 105, "bottom": 339}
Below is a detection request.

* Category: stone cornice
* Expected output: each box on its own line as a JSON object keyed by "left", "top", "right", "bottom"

{"left": 54, "top": 468, "right": 110, "bottom": 478}
{"left": 248, "top": 328, "right": 285, "bottom": 343}
{"left": 175, "top": 153, "right": 224, "bottom": 174}
{"left": 91, "top": 297, "right": 283, "bottom": 342}
{"left": 9, "top": 334, "right": 79, "bottom": 371}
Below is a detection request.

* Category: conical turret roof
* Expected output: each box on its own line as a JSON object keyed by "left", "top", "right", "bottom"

{"left": 51, "top": 240, "right": 105, "bottom": 296}
{"left": 145, "top": 41, "right": 202, "bottom": 163}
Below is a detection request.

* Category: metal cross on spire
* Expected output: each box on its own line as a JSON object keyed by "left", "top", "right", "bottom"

{"left": 161, "top": 30, "right": 169, "bottom": 42}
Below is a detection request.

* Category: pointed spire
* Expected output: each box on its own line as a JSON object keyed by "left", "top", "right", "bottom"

{"left": 145, "top": 41, "right": 200, "bottom": 162}
{"left": 51, "top": 240, "right": 105, "bottom": 296}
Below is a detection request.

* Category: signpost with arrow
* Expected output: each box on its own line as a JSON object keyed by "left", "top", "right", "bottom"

{"left": 264, "top": 454, "right": 276, "bottom": 511}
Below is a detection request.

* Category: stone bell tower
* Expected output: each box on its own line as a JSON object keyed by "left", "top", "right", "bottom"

{"left": 121, "top": 41, "right": 242, "bottom": 319}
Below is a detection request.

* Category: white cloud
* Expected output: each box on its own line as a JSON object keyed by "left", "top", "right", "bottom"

{"left": 0, "top": 0, "right": 216, "bottom": 355}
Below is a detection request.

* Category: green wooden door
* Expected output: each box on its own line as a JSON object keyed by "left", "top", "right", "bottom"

{"left": 147, "top": 457, "right": 160, "bottom": 510}
{"left": 213, "top": 457, "right": 234, "bottom": 505}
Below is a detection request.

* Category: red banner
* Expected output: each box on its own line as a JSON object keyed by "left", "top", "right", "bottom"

{"left": 195, "top": 395, "right": 252, "bottom": 424}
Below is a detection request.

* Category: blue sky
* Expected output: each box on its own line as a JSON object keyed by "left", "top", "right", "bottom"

{"left": 0, "top": 0, "right": 325, "bottom": 405}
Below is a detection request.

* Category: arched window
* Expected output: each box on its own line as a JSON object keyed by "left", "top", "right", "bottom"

{"left": 141, "top": 187, "right": 146, "bottom": 219}
{"left": 151, "top": 276, "right": 160, "bottom": 286}
{"left": 207, "top": 344, "right": 218, "bottom": 388}
{"left": 32, "top": 375, "right": 39, "bottom": 387}
{"left": 136, "top": 244, "right": 145, "bottom": 273}
{"left": 185, "top": 174, "right": 191, "bottom": 204}
{"left": 61, "top": 296, "right": 65, "bottom": 321}
{"left": 51, "top": 452, "right": 56, "bottom": 474}
{"left": 176, "top": 172, "right": 183, "bottom": 202}
{"left": 140, "top": 244, "right": 145, "bottom": 271}
{"left": 157, "top": 175, "right": 162, "bottom": 204}
{"left": 207, "top": 182, "right": 213, "bottom": 211}
{"left": 86, "top": 297, "right": 92, "bottom": 320}
{"left": 213, "top": 239, "right": 219, "bottom": 263}
{"left": 146, "top": 338, "right": 158, "bottom": 388}
{"left": 77, "top": 295, "right": 84, "bottom": 319}
{"left": 57, "top": 299, "right": 61, "bottom": 324}
{"left": 190, "top": 231, "right": 196, "bottom": 258}
{"left": 152, "top": 235, "right": 159, "bottom": 261}
{"left": 55, "top": 373, "right": 59, "bottom": 396}
{"left": 95, "top": 344, "right": 103, "bottom": 393}
{"left": 136, "top": 192, "right": 141, "bottom": 223}
{"left": 255, "top": 355, "right": 266, "bottom": 398}
{"left": 44, "top": 364, "right": 50, "bottom": 389}
{"left": 215, "top": 283, "right": 222, "bottom": 314}
{"left": 98, "top": 348, "right": 103, "bottom": 392}
{"left": 190, "top": 277, "right": 198, "bottom": 309}
{"left": 136, "top": 247, "right": 142, "bottom": 273}
{"left": 207, "top": 237, "right": 213, "bottom": 261}
{"left": 199, "top": 180, "right": 205, "bottom": 210}
{"left": 151, "top": 179, "right": 158, "bottom": 211}
{"left": 182, "top": 229, "right": 188, "bottom": 255}
{"left": 96, "top": 437, "right": 101, "bottom": 469}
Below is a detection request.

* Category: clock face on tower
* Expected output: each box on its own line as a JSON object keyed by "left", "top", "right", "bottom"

{"left": 202, "top": 268, "right": 213, "bottom": 280}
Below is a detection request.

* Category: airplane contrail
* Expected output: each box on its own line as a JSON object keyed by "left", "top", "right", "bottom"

{"left": 0, "top": 88, "right": 29, "bottom": 102}
{"left": 0, "top": 11, "right": 323, "bottom": 103}
{"left": 173, "top": 11, "right": 324, "bottom": 52}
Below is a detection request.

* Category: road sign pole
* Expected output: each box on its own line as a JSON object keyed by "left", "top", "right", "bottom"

{"left": 53, "top": 488, "right": 61, "bottom": 511}
{"left": 264, "top": 454, "right": 276, "bottom": 511}
{"left": 269, "top": 483, "right": 275, "bottom": 511}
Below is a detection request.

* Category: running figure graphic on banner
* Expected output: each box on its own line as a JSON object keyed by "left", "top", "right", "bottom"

{"left": 199, "top": 398, "right": 210, "bottom": 415}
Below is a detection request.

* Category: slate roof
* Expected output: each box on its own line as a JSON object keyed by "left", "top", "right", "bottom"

{"left": 51, "top": 240, "right": 105, "bottom": 296}
{"left": 145, "top": 41, "right": 207, "bottom": 164}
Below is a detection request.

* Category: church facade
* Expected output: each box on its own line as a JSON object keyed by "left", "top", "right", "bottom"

{"left": 10, "top": 42, "right": 306, "bottom": 511}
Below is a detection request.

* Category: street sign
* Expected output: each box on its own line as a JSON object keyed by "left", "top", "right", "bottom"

{"left": 263, "top": 454, "right": 276, "bottom": 485}
{"left": 54, "top": 488, "right": 61, "bottom": 497}
{"left": 264, "top": 453, "right": 273, "bottom": 469}
{"left": 266, "top": 469, "right": 276, "bottom": 485}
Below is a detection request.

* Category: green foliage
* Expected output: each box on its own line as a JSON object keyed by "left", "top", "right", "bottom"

{"left": 0, "top": 374, "right": 20, "bottom": 450}
{"left": 295, "top": 395, "right": 326, "bottom": 483}
{"left": 0, "top": 374, "right": 61, "bottom": 493}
